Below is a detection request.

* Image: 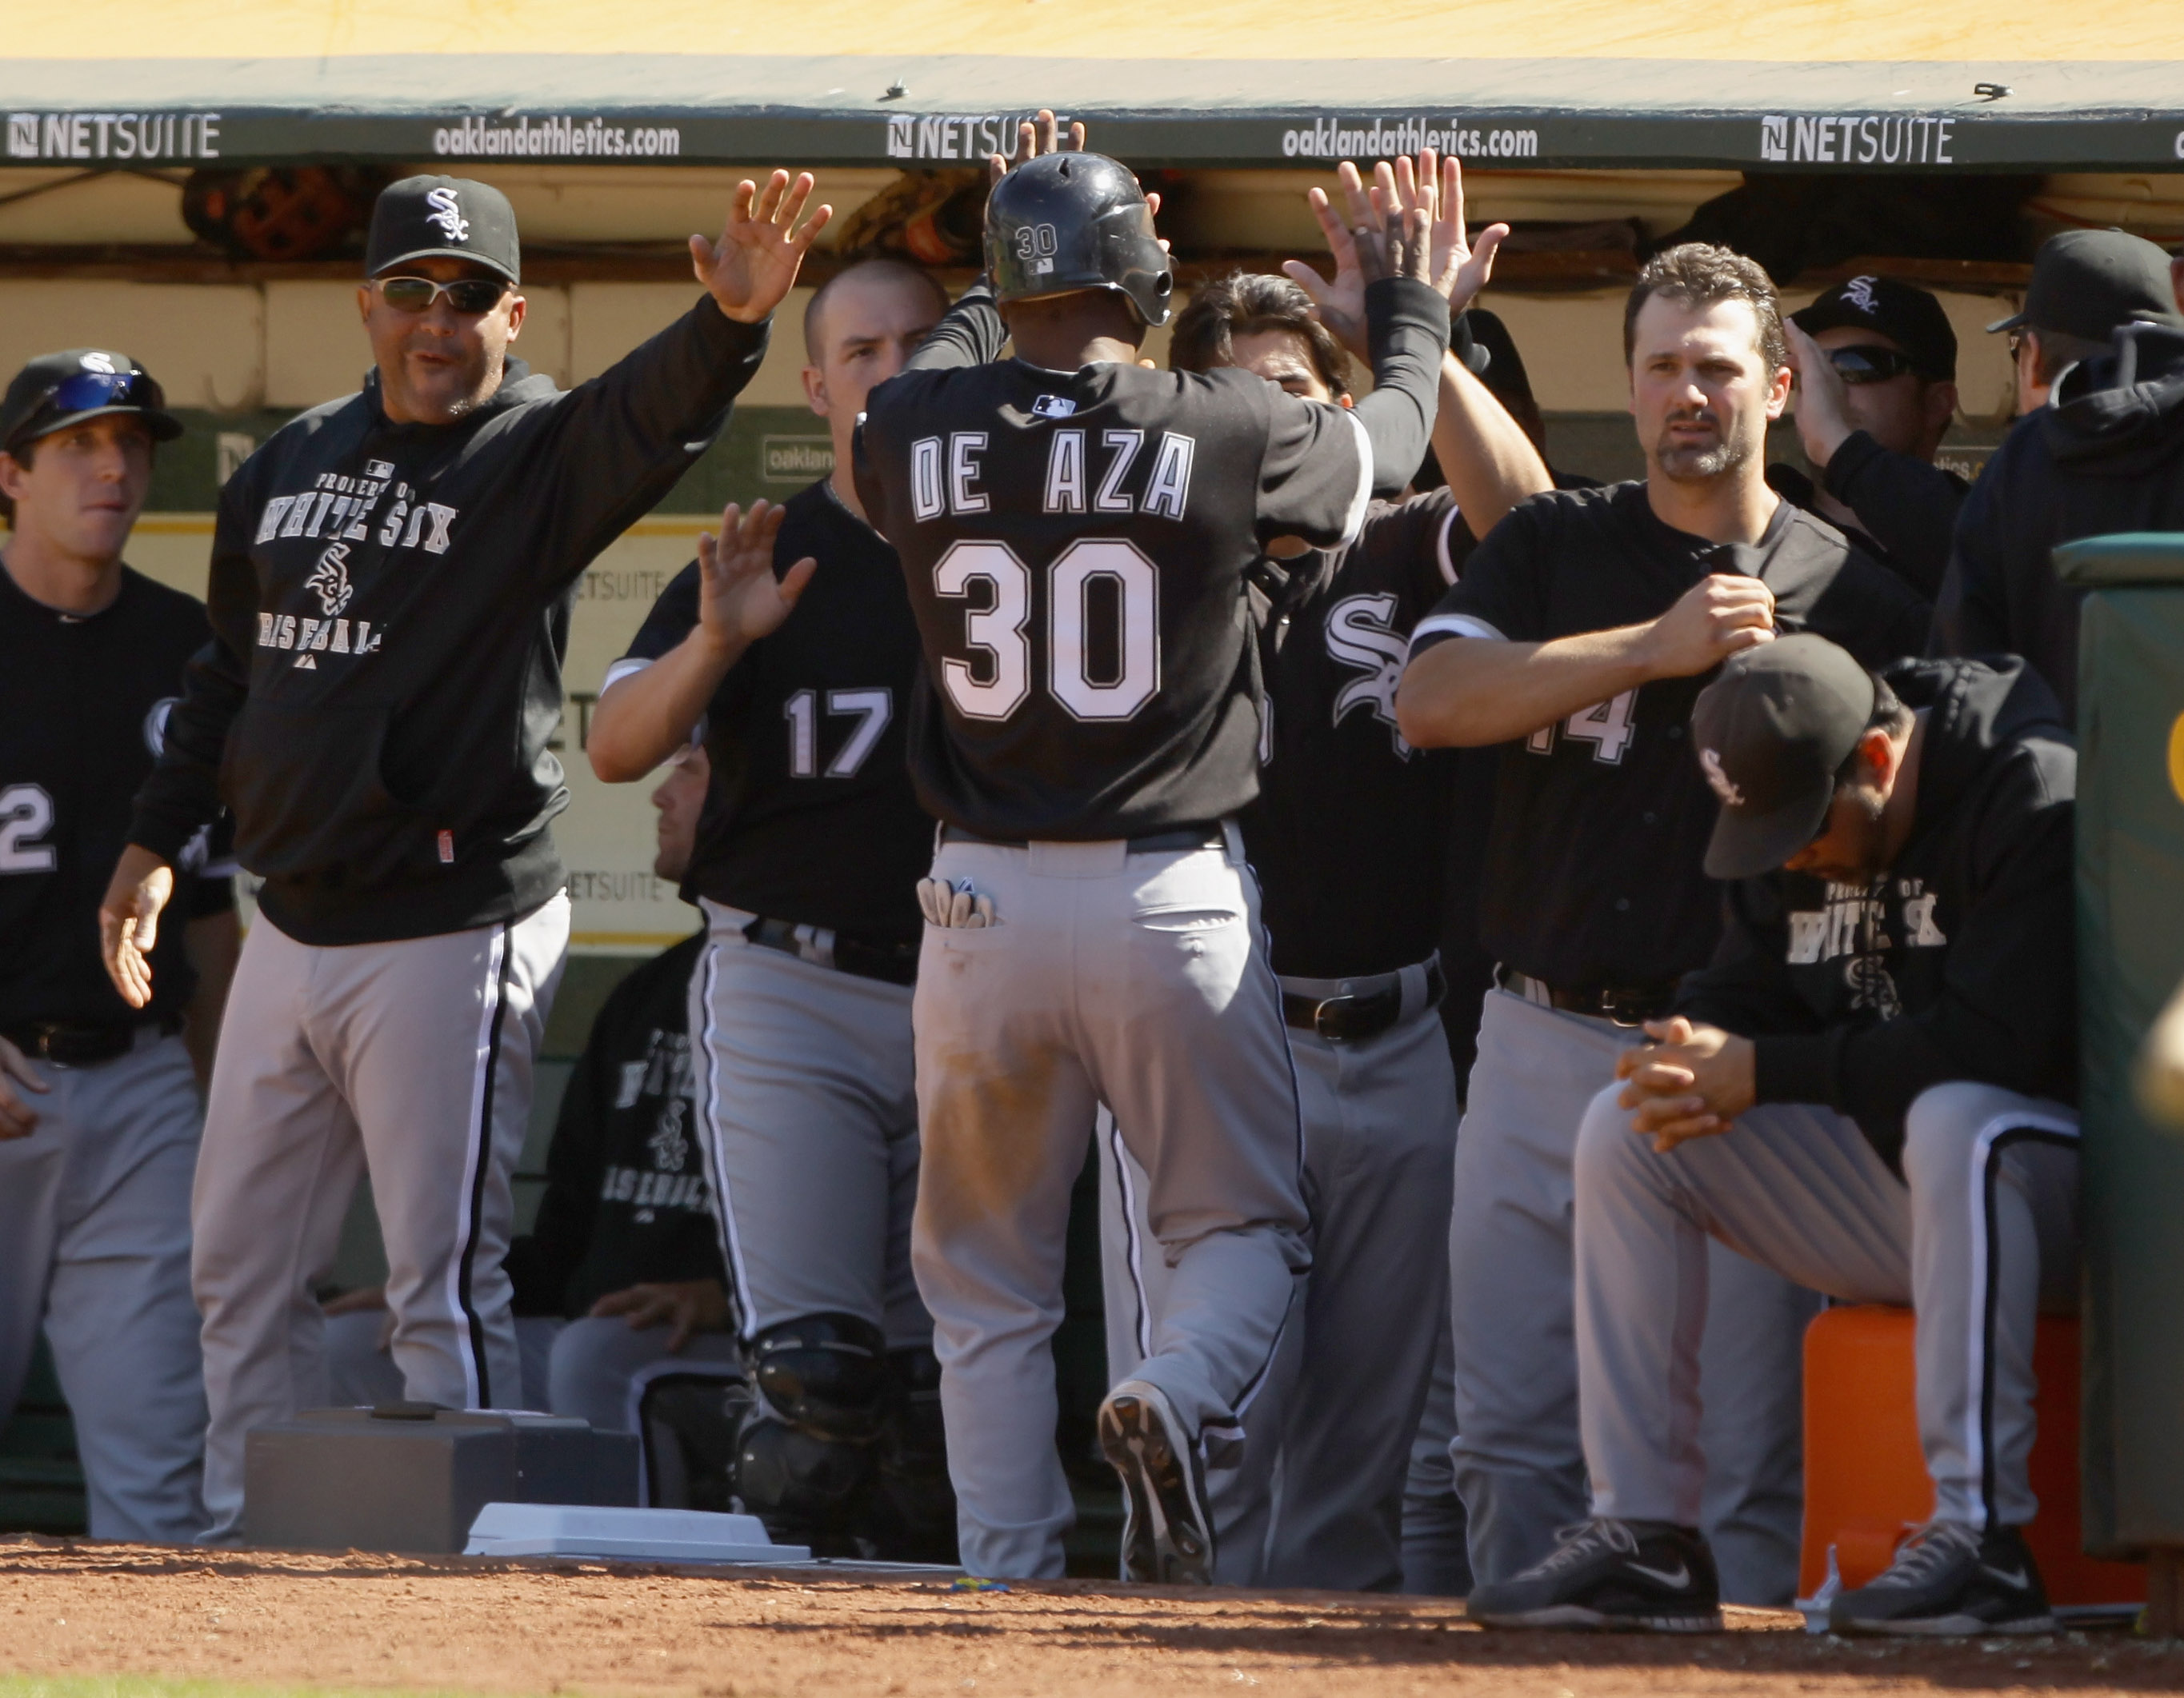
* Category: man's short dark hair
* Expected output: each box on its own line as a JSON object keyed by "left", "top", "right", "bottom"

{"left": 1834, "top": 671, "right": 1916, "bottom": 787}
{"left": 802, "top": 258, "right": 951, "bottom": 363}
{"left": 1168, "top": 273, "right": 1352, "bottom": 398}
{"left": 1624, "top": 243, "right": 1788, "bottom": 375}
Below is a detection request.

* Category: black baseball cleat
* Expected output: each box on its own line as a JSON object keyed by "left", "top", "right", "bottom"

{"left": 1098, "top": 1379, "right": 1214, "bottom": 1585}
{"left": 1465, "top": 1518, "right": 1722, "bottom": 1632}
{"left": 1828, "top": 1520, "right": 2057, "bottom": 1636}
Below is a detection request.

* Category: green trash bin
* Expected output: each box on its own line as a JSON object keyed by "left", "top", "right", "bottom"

{"left": 2060, "top": 533, "right": 2184, "bottom": 1589}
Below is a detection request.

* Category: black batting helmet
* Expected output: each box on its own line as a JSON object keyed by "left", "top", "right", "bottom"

{"left": 985, "top": 152, "right": 1173, "bottom": 327}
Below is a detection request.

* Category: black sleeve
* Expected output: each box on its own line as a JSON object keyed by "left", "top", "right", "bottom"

{"left": 127, "top": 475, "right": 258, "bottom": 862}
{"left": 505, "top": 985, "right": 618, "bottom": 1316}
{"left": 1404, "top": 496, "right": 1552, "bottom": 656}
{"left": 1350, "top": 278, "right": 1453, "bottom": 497}
{"left": 1344, "top": 488, "right": 1470, "bottom": 615}
{"left": 1752, "top": 751, "right": 2077, "bottom": 1165}
{"left": 528, "top": 297, "right": 771, "bottom": 590}
{"left": 1674, "top": 880, "right": 1827, "bottom": 1038}
{"left": 1930, "top": 457, "right": 2019, "bottom": 661}
{"left": 618, "top": 563, "right": 703, "bottom": 665}
{"left": 905, "top": 277, "right": 1007, "bottom": 372}
{"left": 1821, "top": 432, "right": 1966, "bottom": 601}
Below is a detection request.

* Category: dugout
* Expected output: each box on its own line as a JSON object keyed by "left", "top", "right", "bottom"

{"left": 2, "top": 2, "right": 2181, "bottom": 1565}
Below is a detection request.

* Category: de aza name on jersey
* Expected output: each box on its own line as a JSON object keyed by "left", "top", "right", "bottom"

{"left": 906, "top": 418, "right": 1196, "bottom": 725}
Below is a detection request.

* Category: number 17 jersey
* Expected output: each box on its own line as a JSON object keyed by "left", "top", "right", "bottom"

{"left": 856, "top": 357, "right": 1372, "bottom": 841}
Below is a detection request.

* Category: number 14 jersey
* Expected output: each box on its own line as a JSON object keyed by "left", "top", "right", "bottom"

{"left": 857, "top": 357, "right": 1372, "bottom": 841}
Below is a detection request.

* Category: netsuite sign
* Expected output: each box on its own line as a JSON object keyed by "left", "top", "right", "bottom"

{"left": 1759, "top": 114, "right": 1958, "bottom": 166}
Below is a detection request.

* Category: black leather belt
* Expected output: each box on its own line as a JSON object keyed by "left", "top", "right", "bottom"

{"left": 1496, "top": 966, "right": 1677, "bottom": 1028}
{"left": 1283, "top": 957, "right": 1446, "bottom": 1045}
{"left": 3, "top": 1016, "right": 178, "bottom": 1069}
{"left": 744, "top": 917, "right": 920, "bottom": 987}
{"left": 938, "top": 822, "right": 1227, "bottom": 855}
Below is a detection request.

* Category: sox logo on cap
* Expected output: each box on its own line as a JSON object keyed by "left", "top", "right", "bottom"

{"left": 425, "top": 186, "right": 470, "bottom": 244}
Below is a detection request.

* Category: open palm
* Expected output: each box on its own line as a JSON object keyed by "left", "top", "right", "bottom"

{"left": 697, "top": 500, "right": 817, "bottom": 647}
{"left": 691, "top": 170, "right": 833, "bottom": 325}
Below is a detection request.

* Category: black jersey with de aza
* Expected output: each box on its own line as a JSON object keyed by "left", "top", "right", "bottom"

{"left": 0, "top": 565, "right": 234, "bottom": 1031}
{"left": 1408, "top": 481, "right": 1932, "bottom": 990}
{"left": 129, "top": 298, "right": 769, "bottom": 947}
{"left": 1246, "top": 487, "right": 1472, "bottom": 979}
{"left": 616, "top": 479, "right": 930, "bottom": 939}
{"left": 505, "top": 932, "right": 726, "bottom": 1318}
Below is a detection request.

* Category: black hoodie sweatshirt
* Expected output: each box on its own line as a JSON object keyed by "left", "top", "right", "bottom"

{"left": 1674, "top": 657, "right": 2076, "bottom": 1171}
{"left": 1932, "top": 320, "right": 2184, "bottom": 723}
{"left": 130, "top": 297, "right": 768, "bottom": 945}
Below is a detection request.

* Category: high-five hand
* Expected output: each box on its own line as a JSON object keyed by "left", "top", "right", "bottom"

{"left": 692, "top": 170, "right": 833, "bottom": 325}
{"left": 1282, "top": 160, "right": 1383, "bottom": 359}
{"left": 696, "top": 500, "right": 818, "bottom": 655}
{"left": 1420, "top": 152, "right": 1509, "bottom": 315}
{"left": 987, "top": 108, "right": 1086, "bottom": 186}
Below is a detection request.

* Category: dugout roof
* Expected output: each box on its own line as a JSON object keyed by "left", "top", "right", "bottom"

{"left": 5, "top": 2, "right": 2182, "bottom": 174}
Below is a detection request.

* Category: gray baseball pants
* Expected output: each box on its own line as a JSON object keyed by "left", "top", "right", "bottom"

{"left": 324, "top": 1309, "right": 562, "bottom": 1412}
{"left": 1100, "top": 971, "right": 1454, "bottom": 1591}
{"left": 0, "top": 1030, "right": 208, "bottom": 1542}
{"left": 1450, "top": 989, "right": 1814, "bottom": 1596}
{"left": 914, "top": 830, "right": 1311, "bottom": 1580}
{"left": 1098, "top": 1106, "right": 1305, "bottom": 1586}
{"left": 688, "top": 903, "right": 930, "bottom": 1351}
{"left": 1575, "top": 1080, "right": 2079, "bottom": 1532}
{"left": 1402, "top": 1320, "right": 1471, "bottom": 1596}
{"left": 191, "top": 893, "right": 568, "bottom": 1540}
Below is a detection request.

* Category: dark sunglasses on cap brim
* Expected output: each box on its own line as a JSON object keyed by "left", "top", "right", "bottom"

{"left": 8, "top": 368, "right": 169, "bottom": 449}
{"left": 374, "top": 275, "right": 510, "bottom": 314}
{"left": 1823, "top": 344, "right": 1928, "bottom": 385}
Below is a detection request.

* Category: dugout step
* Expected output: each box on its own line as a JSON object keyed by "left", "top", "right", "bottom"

{"left": 245, "top": 1404, "right": 640, "bottom": 1555}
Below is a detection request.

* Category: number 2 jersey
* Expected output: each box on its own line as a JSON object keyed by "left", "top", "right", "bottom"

{"left": 0, "top": 564, "right": 234, "bottom": 1030}
{"left": 1406, "top": 480, "right": 1932, "bottom": 990}
{"left": 611, "top": 478, "right": 931, "bottom": 940}
{"left": 855, "top": 280, "right": 1449, "bottom": 841}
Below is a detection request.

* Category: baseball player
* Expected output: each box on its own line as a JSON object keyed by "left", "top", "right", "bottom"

{"left": 1396, "top": 243, "right": 1933, "bottom": 1599}
{"left": 854, "top": 118, "right": 1450, "bottom": 1582}
{"left": 0, "top": 350, "right": 232, "bottom": 1542}
{"left": 101, "top": 169, "right": 830, "bottom": 1540}
{"left": 587, "top": 257, "right": 954, "bottom": 1556}
{"left": 322, "top": 747, "right": 739, "bottom": 1468}
{"left": 1098, "top": 158, "right": 1551, "bottom": 1592}
{"left": 1470, "top": 637, "right": 2078, "bottom": 1635}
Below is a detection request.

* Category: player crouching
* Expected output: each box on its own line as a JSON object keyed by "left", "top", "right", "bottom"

{"left": 1468, "top": 636, "right": 2078, "bottom": 1635}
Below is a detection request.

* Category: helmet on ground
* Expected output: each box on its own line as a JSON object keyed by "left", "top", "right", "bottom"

{"left": 984, "top": 152, "right": 1173, "bottom": 327}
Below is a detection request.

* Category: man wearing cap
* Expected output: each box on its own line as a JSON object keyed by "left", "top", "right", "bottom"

{"left": 1932, "top": 230, "right": 2184, "bottom": 722}
{"left": 1466, "top": 634, "right": 2078, "bottom": 1636}
{"left": 1773, "top": 275, "right": 1966, "bottom": 599}
{"left": 98, "top": 170, "right": 831, "bottom": 1540}
{"left": 0, "top": 350, "right": 235, "bottom": 1541}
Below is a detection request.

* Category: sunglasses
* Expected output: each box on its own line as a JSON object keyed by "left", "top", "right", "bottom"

{"left": 1823, "top": 344, "right": 1924, "bottom": 385}
{"left": 374, "top": 275, "right": 510, "bottom": 315}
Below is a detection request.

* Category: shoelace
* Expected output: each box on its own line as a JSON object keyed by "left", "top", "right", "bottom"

{"left": 1525, "top": 1518, "right": 1640, "bottom": 1578}
{"left": 1876, "top": 1520, "right": 1981, "bottom": 1585}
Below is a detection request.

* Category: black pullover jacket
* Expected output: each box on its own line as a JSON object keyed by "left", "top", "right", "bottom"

{"left": 130, "top": 297, "right": 768, "bottom": 945}
{"left": 1674, "top": 657, "right": 2077, "bottom": 1171}
{"left": 1766, "top": 432, "right": 1967, "bottom": 601}
{"left": 1932, "top": 320, "right": 2184, "bottom": 723}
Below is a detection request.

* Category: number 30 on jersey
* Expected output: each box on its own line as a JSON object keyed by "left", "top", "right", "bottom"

{"left": 933, "top": 539, "right": 1159, "bottom": 722}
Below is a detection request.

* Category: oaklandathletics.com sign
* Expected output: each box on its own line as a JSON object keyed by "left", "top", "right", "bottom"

{"left": 1282, "top": 117, "right": 1539, "bottom": 161}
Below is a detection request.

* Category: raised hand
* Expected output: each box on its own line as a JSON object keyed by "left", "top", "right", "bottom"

{"left": 986, "top": 108, "right": 1086, "bottom": 187}
{"left": 691, "top": 170, "right": 833, "bottom": 325}
{"left": 1642, "top": 573, "right": 1777, "bottom": 678}
{"left": 695, "top": 499, "right": 818, "bottom": 653}
{"left": 98, "top": 844, "right": 175, "bottom": 1011}
{"left": 1422, "top": 153, "right": 1510, "bottom": 314}
{"left": 1282, "top": 161, "right": 1383, "bottom": 359}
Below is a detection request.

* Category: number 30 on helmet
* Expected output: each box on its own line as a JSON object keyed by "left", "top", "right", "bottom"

{"left": 983, "top": 152, "right": 1174, "bottom": 328}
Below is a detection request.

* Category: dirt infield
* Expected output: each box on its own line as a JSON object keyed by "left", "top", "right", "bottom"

{"left": 4, "top": 1538, "right": 2181, "bottom": 1697}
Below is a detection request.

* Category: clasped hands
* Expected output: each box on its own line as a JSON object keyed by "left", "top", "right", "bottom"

{"left": 1614, "top": 1016, "right": 1757, "bottom": 1153}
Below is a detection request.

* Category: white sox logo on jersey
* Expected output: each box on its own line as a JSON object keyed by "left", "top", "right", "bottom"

{"left": 307, "top": 541, "right": 354, "bottom": 616}
{"left": 1325, "top": 593, "right": 1414, "bottom": 758}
